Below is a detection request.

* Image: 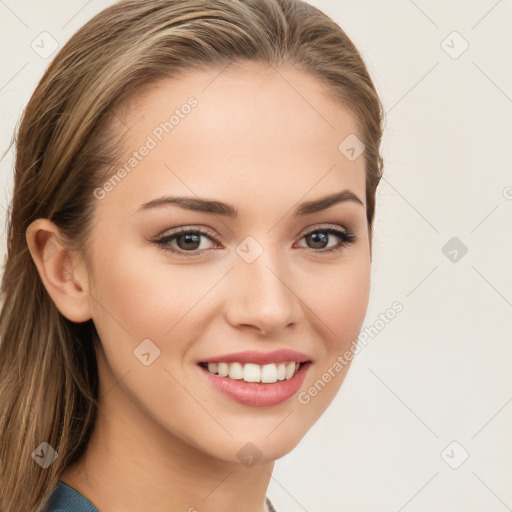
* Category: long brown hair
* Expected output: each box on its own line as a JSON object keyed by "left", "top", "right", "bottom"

{"left": 0, "top": 1, "right": 384, "bottom": 510}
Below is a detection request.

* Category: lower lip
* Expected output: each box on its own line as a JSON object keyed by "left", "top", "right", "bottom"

{"left": 198, "top": 362, "right": 311, "bottom": 407}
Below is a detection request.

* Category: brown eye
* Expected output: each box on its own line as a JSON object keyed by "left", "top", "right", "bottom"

{"left": 297, "top": 227, "right": 356, "bottom": 253}
{"left": 175, "top": 232, "right": 202, "bottom": 250}
{"left": 155, "top": 228, "right": 218, "bottom": 257}
{"left": 304, "top": 231, "right": 330, "bottom": 249}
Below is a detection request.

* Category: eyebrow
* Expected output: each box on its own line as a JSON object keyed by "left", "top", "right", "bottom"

{"left": 133, "top": 189, "right": 364, "bottom": 217}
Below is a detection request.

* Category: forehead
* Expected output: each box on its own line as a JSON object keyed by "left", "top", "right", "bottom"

{"left": 98, "top": 63, "right": 366, "bottom": 219}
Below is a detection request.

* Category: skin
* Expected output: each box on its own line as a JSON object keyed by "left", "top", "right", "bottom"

{"left": 27, "top": 62, "right": 371, "bottom": 512}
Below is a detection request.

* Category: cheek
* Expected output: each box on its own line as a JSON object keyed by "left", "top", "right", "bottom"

{"left": 87, "top": 241, "right": 229, "bottom": 387}
{"left": 303, "top": 250, "right": 371, "bottom": 350}
{"left": 88, "top": 239, "right": 206, "bottom": 336}
{"left": 333, "top": 264, "right": 370, "bottom": 341}
{"left": 293, "top": 258, "right": 370, "bottom": 430}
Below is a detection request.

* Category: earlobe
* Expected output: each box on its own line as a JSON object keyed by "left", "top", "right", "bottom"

{"left": 25, "top": 218, "right": 93, "bottom": 323}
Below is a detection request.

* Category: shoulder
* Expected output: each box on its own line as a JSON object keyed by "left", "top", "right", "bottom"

{"left": 46, "top": 481, "right": 100, "bottom": 512}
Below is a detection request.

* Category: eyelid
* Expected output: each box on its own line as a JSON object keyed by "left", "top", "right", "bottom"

{"left": 299, "top": 222, "right": 350, "bottom": 236}
{"left": 157, "top": 224, "right": 218, "bottom": 239}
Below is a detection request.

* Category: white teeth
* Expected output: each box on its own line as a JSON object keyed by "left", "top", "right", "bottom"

{"left": 285, "top": 362, "right": 296, "bottom": 379}
{"left": 261, "top": 363, "right": 277, "bottom": 383}
{"left": 228, "top": 362, "right": 243, "bottom": 380}
{"left": 203, "top": 361, "right": 303, "bottom": 383}
{"left": 276, "top": 363, "right": 286, "bottom": 380}
{"left": 243, "top": 363, "right": 261, "bottom": 382}
{"left": 217, "top": 362, "right": 229, "bottom": 377}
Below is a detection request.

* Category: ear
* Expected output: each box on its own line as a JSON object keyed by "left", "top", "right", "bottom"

{"left": 25, "top": 218, "right": 92, "bottom": 323}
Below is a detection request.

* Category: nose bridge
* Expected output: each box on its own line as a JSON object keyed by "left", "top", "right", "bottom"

{"left": 226, "top": 239, "right": 300, "bottom": 334}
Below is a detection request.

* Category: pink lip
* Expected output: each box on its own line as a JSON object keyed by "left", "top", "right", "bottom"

{"left": 198, "top": 349, "right": 311, "bottom": 365}
{"left": 198, "top": 361, "right": 311, "bottom": 407}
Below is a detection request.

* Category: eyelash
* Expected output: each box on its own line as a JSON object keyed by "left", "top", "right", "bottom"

{"left": 153, "top": 225, "right": 357, "bottom": 259}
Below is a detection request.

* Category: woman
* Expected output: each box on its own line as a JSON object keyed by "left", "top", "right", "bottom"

{"left": 0, "top": 0, "right": 384, "bottom": 510}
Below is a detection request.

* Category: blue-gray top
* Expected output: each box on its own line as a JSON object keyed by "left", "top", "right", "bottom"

{"left": 46, "top": 481, "right": 99, "bottom": 511}
{"left": 46, "top": 480, "right": 279, "bottom": 511}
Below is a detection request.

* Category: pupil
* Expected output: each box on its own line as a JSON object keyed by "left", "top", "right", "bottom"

{"left": 308, "top": 231, "right": 327, "bottom": 249}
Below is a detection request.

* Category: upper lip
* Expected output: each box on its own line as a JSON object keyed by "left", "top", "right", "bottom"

{"left": 198, "top": 349, "right": 311, "bottom": 365}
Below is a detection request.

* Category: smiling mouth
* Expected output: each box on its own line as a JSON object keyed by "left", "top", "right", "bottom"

{"left": 197, "top": 360, "right": 310, "bottom": 384}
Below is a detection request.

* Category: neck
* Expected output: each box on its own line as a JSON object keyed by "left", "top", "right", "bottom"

{"left": 61, "top": 347, "right": 275, "bottom": 512}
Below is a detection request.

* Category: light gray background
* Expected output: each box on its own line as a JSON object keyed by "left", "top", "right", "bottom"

{"left": 1, "top": 1, "right": 511, "bottom": 511}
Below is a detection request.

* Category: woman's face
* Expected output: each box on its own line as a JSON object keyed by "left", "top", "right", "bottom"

{"left": 81, "top": 63, "right": 371, "bottom": 463}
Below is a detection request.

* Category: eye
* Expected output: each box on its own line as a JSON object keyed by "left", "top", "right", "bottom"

{"left": 153, "top": 225, "right": 356, "bottom": 258}
{"left": 154, "top": 227, "right": 219, "bottom": 258}
{"left": 295, "top": 226, "right": 356, "bottom": 254}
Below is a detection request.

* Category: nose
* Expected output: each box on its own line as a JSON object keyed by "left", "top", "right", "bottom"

{"left": 224, "top": 247, "right": 302, "bottom": 337}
